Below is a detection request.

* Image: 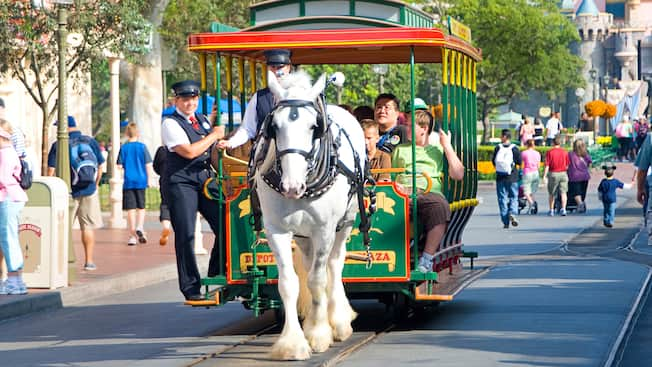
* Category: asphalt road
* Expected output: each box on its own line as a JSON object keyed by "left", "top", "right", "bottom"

{"left": 2, "top": 185, "right": 651, "bottom": 367}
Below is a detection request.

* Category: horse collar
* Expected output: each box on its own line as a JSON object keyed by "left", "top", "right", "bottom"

{"left": 255, "top": 124, "right": 338, "bottom": 199}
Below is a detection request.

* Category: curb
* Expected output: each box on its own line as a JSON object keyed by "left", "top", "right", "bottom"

{"left": 0, "top": 256, "right": 209, "bottom": 322}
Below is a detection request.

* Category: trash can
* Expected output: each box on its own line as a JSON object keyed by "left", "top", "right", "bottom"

{"left": 19, "top": 177, "right": 69, "bottom": 289}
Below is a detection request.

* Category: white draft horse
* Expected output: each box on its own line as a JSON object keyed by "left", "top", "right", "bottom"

{"left": 252, "top": 70, "right": 366, "bottom": 360}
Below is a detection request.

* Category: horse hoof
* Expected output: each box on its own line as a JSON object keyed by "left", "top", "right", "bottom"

{"left": 306, "top": 325, "right": 333, "bottom": 353}
{"left": 332, "top": 323, "right": 353, "bottom": 342}
{"left": 270, "top": 337, "right": 312, "bottom": 360}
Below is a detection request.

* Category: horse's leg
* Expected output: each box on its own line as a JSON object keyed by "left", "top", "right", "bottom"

{"left": 293, "top": 238, "right": 313, "bottom": 321}
{"left": 328, "top": 225, "right": 357, "bottom": 342}
{"left": 302, "top": 232, "right": 335, "bottom": 353}
{"left": 267, "top": 231, "right": 311, "bottom": 360}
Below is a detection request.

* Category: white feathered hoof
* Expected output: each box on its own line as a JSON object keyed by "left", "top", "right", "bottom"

{"left": 331, "top": 305, "right": 357, "bottom": 341}
{"left": 332, "top": 321, "right": 353, "bottom": 342}
{"left": 305, "top": 324, "right": 333, "bottom": 353}
{"left": 270, "top": 335, "right": 312, "bottom": 360}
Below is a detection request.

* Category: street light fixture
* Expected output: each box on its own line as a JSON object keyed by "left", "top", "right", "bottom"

{"left": 589, "top": 68, "right": 598, "bottom": 101}
{"left": 575, "top": 87, "right": 585, "bottom": 125}
{"left": 53, "top": 0, "right": 75, "bottom": 281}
{"left": 372, "top": 64, "right": 388, "bottom": 93}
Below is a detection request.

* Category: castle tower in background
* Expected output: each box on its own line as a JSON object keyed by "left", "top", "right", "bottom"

{"left": 574, "top": 0, "right": 613, "bottom": 105}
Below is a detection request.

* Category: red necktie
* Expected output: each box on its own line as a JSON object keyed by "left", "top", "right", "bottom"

{"left": 189, "top": 115, "right": 199, "bottom": 130}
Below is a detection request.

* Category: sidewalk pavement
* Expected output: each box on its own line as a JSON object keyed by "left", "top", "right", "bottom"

{"left": 0, "top": 161, "right": 640, "bottom": 323}
{"left": 0, "top": 212, "right": 212, "bottom": 322}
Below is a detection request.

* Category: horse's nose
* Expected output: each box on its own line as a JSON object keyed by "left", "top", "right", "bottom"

{"left": 282, "top": 181, "right": 307, "bottom": 199}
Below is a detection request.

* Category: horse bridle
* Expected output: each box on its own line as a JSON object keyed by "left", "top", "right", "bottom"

{"left": 263, "top": 99, "right": 326, "bottom": 160}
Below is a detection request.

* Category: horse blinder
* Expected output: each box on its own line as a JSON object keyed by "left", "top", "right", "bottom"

{"left": 263, "top": 100, "right": 326, "bottom": 141}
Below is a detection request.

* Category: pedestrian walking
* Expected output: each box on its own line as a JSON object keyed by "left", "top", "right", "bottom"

{"left": 520, "top": 139, "right": 540, "bottom": 214}
{"left": 567, "top": 139, "right": 592, "bottom": 213}
{"left": 47, "top": 116, "right": 105, "bottom": 271}
{"left": 545, "top": 111, "right": 565, "bottom": 146}
{"left": 598, "top": 163, "right": 629, "bottom": 227}
{"left": 117, "top": 122, "right": 153, "bottom": 246}
{"left": 0, "top": 119, "right": 28, "bottom": 295}
{"left": 492, "top": 129, "right": 522, "bottom": 228}
{"left": 532, "top": 118, "right": 545, "bottom": 146}
{"left": 543, "top": 135, "right": 569, "bottom": 216}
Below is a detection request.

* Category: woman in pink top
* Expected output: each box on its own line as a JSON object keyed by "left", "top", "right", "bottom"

{"left": 520, "top": 117, "right": 534, "bottom": 146}
{"left": 520, "top": 139, "right": 541, "bottom": 214}
{"left": 0, "top": 119, "right": 28, "bottom": 295}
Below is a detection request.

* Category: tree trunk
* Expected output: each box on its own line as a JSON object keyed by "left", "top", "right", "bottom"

{"left": 125, "top": 0, "right": 169, "bottom": 156}
{"left": 40, "top": 111, "right": 50, "bottom": 175}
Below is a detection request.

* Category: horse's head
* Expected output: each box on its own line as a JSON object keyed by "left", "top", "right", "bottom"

{"left": 266, "top": 70, "right": 327, "bottom": 199}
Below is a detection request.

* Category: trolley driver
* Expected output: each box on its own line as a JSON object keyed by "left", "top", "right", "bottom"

{"left": 161, "top": 80, "right": 225, "bottom": 301}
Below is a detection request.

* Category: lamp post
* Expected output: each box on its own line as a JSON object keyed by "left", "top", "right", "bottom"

{"left": 575, "top": 87, "right": 585, "bottom": 129}
{"left": 589, "top": 68, "right": 599, "bottom": 138}
{"left": 54, "top": 0, "right": 75, "bottom": 281}
{"left": 372, "top": 64, "right": 388, "bottom": 93}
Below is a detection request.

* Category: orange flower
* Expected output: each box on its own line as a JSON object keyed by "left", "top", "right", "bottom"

{"left": 585, "top": 100, "right": 606, "bottom": 118}
{"left": 602, "top": 103, "right": 616, "bottom": 119}
{"left": 478, "top": 161, "right": 496, "bottom": 174}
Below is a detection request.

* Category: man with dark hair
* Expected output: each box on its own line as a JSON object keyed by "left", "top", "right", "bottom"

{"left": 374, "top": 93, "right": 408, "bottom": 153}
{"left": 492, "top": 129, "right": 522, "bottom": 228}
{"left": 543, "top": 135, "right": 570, "bottom": 216}
{"left": 218, "top": 49, "right": 293, "bottom": 150}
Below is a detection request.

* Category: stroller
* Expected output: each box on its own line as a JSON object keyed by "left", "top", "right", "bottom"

{"left": 517, "top": 170, "right": 538, "bottom": 215}
{"left": 553, "top": 181, "right": 586, "bottom": 213}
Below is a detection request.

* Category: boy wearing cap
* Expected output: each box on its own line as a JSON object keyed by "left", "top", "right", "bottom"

{"left": 47, "top": 116, "right": 105, "bottom": 271}
{"left": 161, "top": 79, "right": 225, "bottom": 301}
{"left": 598, "top": 164, "right": 628, "bottom": 228}
{"left": 217, "top": 49, "right": 293, "bottom": 150}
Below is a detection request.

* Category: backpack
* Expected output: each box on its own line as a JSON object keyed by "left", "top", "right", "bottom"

{"left": 615, "top": 123, "right": 625, "bottom": 138}
{"left": 495, "top": 144, "right": 515, "bottom": 175}
{"left": 19, "top": 158, "right": 32, "bottom": 190}
{"left": 69, "top": 136, "right": 98, "bottom": 189}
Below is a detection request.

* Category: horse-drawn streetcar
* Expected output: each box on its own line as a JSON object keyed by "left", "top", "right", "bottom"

{"left": 182, "top": 0, "right": 483, "bottom": 360}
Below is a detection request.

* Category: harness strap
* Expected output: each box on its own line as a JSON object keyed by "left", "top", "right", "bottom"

{"left": 336, "top": 126, "right": 375, "bottom": 268}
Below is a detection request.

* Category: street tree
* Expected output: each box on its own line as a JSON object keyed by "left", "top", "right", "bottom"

{"left": 0, "top": 0, "right": 150, "bottom": 173}
{"left": 420, "top": 0, "right": 584, "bottom": 143}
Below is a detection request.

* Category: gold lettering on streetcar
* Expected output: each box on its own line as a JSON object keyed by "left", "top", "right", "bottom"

{"left": 240, "top": 251, "right": 396, "bottom": 273}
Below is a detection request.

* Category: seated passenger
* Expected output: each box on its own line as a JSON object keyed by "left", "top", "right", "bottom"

{"left": 391, "top": 110, "right": 464, "bottom": 272}
{"left": 353, "top": 105, "right": 374, "bottom": 122}
{"left": 361, "top": 119, "right": 391, "bottom": 182}
{"left": 374, "top": 93, "right": 408, "bottom": 154}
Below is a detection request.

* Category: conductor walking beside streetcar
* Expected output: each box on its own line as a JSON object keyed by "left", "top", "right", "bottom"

{"left": 161, "top": 80, "right": 225, "bottom": 301}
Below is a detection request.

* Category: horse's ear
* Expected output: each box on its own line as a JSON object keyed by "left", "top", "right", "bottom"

{"left": 267, "top": 70, "right": 287, "bottom": 100}
{"left": 309, "top": 73, "right": 327, "bottom": 101}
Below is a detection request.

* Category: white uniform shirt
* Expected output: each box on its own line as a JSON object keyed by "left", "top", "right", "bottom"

{"left": 226, "top": 92, "right": 262, "bottom": 149}
{"left": 161, "top": 109, "right": 194, "bottom": 151}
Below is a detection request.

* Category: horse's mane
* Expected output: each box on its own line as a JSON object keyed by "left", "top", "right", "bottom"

{"left": 279, "top": 70, "right": 314, "bottom": 99}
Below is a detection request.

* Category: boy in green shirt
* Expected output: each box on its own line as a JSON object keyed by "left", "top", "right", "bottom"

{"left": 391, "top": 110, "right": 464, "bottom": 272}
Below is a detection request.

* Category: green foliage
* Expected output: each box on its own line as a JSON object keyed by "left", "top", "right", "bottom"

{"left": 303, "top": 63, "right": 441, "bottom": 110}
{"left": 478, "top": 144, "right": 558, "bottom": 161}
{"left": 160, "top": 0, "right": 251, "bottom": 84}
{"left": 0, "top": 0, "right": 150, "bottom": 170}
{"left": 419, "top": 0, "right": 584, "bottom": 142}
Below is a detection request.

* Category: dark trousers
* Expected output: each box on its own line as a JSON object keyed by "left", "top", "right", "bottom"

{"left": 168, "top": 181, "right": 223, "bottom": 298}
